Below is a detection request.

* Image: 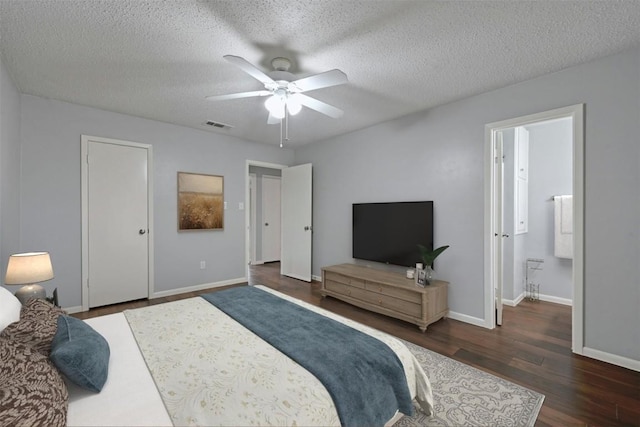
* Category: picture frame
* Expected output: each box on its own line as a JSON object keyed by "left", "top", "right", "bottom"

{"left": 415, "top": 268, "right": 427, "bottom": 287}
{"left": 177, "top": 172, "right": 224, "bottom": 231}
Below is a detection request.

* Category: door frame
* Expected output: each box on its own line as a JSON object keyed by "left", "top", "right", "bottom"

{"left": 81, "top": 135, "right": 154, "bottom": 311}
{"left": 494, "top": 130, "right": 505, "bottom": 326}
{"left": 245, "top": 160, "right": 287, "bottom": 277}
{"left": 249, "top": 173, "right": 257, "bottom": 264}
{"left": 484, "top": 104, "right": 585, "bottom": 354}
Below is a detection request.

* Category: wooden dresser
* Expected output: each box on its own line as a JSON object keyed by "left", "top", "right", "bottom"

{"left": 321, "top": 264, "right": 448, "bottom": 331}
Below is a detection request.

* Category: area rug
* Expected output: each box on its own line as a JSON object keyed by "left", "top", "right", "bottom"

{"left": 396, "top": 340, "right": 544, "bottom": 427}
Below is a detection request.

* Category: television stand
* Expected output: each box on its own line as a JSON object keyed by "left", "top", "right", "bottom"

{"left": 321, "top": 264, "right": 448, "bottom": 332}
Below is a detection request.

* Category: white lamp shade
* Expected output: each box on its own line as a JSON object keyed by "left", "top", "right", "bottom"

{"left": 265, "top": 95, "right": 286, "bottom": 119}
{"left": 286, "top": 95, "right": 302, "bottom": 115}
{"left": 5, "top": 252, "right": 54, "bottom": 285}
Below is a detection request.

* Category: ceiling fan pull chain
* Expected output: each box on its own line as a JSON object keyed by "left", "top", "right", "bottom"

{"left": 285, "top": 109, "right": 290, "bottom": 142}
{"left": 279, "top": 117, "right": 283, "bottom": 148}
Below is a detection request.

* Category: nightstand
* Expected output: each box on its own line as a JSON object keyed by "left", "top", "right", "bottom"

{"left": 45, "top": 288, "right": 59, "bottom": 307}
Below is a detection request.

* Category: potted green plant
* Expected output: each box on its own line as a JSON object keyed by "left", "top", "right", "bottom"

{"left": 417, "top": 244, "right": 449, "bottom": 283}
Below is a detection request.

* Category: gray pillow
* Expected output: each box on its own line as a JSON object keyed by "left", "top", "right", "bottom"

{"left": 49, "top": 315, "right": 110, "bottom": 393}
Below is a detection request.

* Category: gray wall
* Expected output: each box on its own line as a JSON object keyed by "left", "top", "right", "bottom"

{"left": 18, "top": 95, "right": 294, "bottom": 307}
{"left": 0, "top": 55, "right": 22, "bottom": 284}
{"left": 295, "top": 47, "right": 640, "bottom": 361}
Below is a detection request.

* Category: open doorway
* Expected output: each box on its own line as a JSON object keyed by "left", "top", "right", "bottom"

{"left": 485, "top": 104, "right": 586, "bottom": 355}
{"left": 500, "top": 119, "right": 573, "bottom": 309}
{"left": 245, "top": 161, "right": 287, "bottom": 279}
{"left": 249, "top": 166, "right": 282, "bottom": 265}
{"left": 245, "top": 161, "right": 314, "bottom": 283}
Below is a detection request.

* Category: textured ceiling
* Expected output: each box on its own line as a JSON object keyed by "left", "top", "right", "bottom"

{"left": 1, "top": 1, "right": 640, "bottom": 147}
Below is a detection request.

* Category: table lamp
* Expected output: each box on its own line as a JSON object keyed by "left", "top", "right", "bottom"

{"left": 5, "top": 252, "right": 54, "bottom": 304}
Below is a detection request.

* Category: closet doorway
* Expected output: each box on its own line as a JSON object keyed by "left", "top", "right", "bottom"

{"left": 485, "top": 104, "right": 586, "bottom": 355}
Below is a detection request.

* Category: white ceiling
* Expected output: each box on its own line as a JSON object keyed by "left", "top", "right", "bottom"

{"left": 1, "top": 1, "right": 639, "bottom": 147}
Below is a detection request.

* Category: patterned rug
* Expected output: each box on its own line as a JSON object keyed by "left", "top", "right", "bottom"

{"left": 396, "top": 340, "right": 544, "bottom": 427}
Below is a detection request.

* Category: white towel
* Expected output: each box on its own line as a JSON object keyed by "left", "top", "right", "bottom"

{"left": 554, "top": 195, "right": 573, "bottom": 259}
{"left": 560, "top": 195, "right": 573, "bottom": 234}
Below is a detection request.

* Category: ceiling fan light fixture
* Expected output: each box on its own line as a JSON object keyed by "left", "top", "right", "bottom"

{"left": 286, "top": 95, "right": 302, "bottom": 115}
{"left": 265, "top": 95, "right": 285, "bottom": 119}
{"left": 211, "top": 55, "right": 347, "bottom": 126}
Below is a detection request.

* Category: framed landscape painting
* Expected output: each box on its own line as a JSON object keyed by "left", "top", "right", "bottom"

{"left": 178, "top": 172, "right": 224, "bottom": 231}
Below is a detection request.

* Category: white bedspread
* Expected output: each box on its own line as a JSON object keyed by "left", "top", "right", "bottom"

{"left": 124, "top": 285, "right": 433, "bottom": 426}
{"left": 67, "top": 286, "right": 433, "bottom": 426}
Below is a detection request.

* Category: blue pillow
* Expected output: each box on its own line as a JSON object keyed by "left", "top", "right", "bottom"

{"left": 49, "top": 315, "right": 110, "bottom": 392}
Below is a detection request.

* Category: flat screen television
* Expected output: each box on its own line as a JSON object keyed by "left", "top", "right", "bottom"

{"left": 352, "top": 201, "right": 434, "bottom": 268}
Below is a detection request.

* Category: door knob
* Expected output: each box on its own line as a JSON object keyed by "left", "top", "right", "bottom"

{"left": 304, "top": 226, "right": 312, "bottom": 231}
{"left": 139, "top": 229, "right": 146, "bottom": 235}
{"left": 502, "top": 233, "right": 510, "bottom": 238}
{"left": 265, "top": 222, "right": 269, "bottom": 226}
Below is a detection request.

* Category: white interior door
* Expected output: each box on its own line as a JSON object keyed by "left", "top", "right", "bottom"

{"left": 262, "top": 175, "right": 281, "bottom": 263}
{"left": 494, "top": 131, "right": 505, "bottom": 326}
{"left": 85, "top": 138, "right": 150, "bottom": 308}
{"left": 281, "top": 163, "right": 312, "bottom": 282}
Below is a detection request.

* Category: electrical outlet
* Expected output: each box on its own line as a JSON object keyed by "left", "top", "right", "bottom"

{"left": 200, "top": 261, "right": 206, "bottom": 269}
{"left": 223, "top": 201, "right": 228, "bottom": 210}
{"left": 238, "top": 202, "right": 244, "bottom": 210}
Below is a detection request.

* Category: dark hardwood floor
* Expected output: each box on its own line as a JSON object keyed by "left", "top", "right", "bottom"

{"left": 74, "top": 262, "right": 640, "bottom": 427}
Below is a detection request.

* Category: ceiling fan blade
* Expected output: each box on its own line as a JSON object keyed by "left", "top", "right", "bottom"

{"left": 296, "top": 94, "right": 344, "bottom": 118}
{"left": 288, "top": 69, "right": 348, "bottom": 93}
{"left": 267, "top": 113, "right": 281, "bottom": 125}
{"left": 206, "top": 90, "right": 272, "bottom": 101}
{"left": 224, "top": 55, "right": 275, "bottom": 86}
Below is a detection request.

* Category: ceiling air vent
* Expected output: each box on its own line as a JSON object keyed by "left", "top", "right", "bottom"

{"left": 203, "top": 120, "right": 234, "bottom": 130}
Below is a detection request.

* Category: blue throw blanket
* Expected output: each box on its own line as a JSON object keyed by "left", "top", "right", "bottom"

{"left": 201, "top": 286, "right": 413, "bottom": 427}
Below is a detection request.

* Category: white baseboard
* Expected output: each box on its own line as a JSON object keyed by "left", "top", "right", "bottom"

{"left": 538, "top": 293, "right": 572, "bottom": 306}
{"left": 582, "top": 346, "right": 640, "bottom": 372}
{"left": 63, "top": 305, "right": 83, "bottom": 314}
{"left": 446, "top": 310, "right": 487, "bottom": 328}
{"left": 503, "top": 292, "right": 572, "bottom": 307}
{"left": 311, "top": 274, "right": 322, "bottom": 282}
{"left": 153, "top": 277, "right": 246, "bottom": 299}
{"left": 64, "top": 278, "right": 247, "bottom": 314}
{"left": 503, "top": 293, "right": 525, "bottom": 307}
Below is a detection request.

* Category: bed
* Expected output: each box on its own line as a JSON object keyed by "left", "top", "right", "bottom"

{"left": 0, "top": 285, "right": 433, "bottom": 426}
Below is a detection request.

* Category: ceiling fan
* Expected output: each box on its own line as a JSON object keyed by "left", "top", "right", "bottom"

{"left": 207, "top": 55, "right": 348, "bottom": 124}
